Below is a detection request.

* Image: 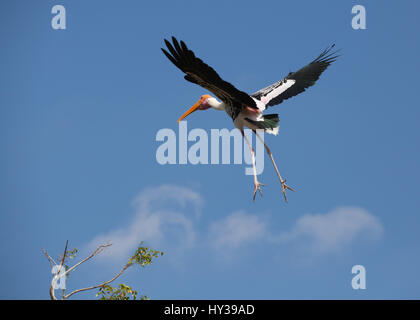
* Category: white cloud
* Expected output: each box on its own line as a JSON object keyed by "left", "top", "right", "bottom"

{"left": 84, "top": 184, "right": 383, "bottom": 265}
{"left": 132, "top": 184, "right": 203, "bottom": 216}
{"left": 85, "top": 184, "right": 202, "bottom": 263}
{"left": 208, "top": 211, "right": 267, "bottom": 250}
{"left": 278, "top": 206, "right": 384, "bottom": 254}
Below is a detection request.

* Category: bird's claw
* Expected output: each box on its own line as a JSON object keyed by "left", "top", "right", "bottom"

{"left": 253, "top": 181, "right": 264, "bottom": 201}
{"left": 280, "top": 179, "right": 295, "bottom": 203}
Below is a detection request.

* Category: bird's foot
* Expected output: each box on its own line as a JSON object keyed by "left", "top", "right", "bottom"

{"left": 253, "top": 180, "right": 264, "bottom": 201}
{"left": 280, "top": 179, "right": 295, "bottom": 203}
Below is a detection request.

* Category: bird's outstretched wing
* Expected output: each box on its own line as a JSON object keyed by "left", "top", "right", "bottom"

{"left": 252, "top": 45, "right": 339, "bottom": 107}
{"left": 161, "top": 37, "right": 257, "bottom": 109}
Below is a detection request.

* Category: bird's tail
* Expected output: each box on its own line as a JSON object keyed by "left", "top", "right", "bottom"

{"left": 245, "top": 114, "right": 279, "bottom": 135}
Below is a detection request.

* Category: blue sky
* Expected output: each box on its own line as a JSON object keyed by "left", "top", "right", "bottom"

{"left": 1, "top": 0, "right": 419, "bottom": 299}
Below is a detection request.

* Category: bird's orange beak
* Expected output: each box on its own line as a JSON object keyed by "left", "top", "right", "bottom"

{"left": 177, "top": 98, "right": 203, "bottom": 123}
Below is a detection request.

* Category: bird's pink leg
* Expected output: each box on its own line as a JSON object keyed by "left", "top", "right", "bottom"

{"left": 253, "top": 130, "right": 295, "bottom": 203}
{"left": 241, "top": 129, "right": 263, "bottom": 201}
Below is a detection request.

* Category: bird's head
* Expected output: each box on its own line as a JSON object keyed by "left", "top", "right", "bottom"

{"left": 177, "top": 94, "right": 213, "bottom": 123}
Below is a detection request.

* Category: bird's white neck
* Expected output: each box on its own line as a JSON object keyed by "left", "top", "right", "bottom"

{"left": 208, "top": 97, "right": 225, "bottom": 111}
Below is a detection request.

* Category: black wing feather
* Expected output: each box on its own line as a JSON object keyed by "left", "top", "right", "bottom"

{"left": 161, "top": 37, "right": 257, "bottom": 109}
{"left": 252, "top": 44, "right": 339, "bottom": 107}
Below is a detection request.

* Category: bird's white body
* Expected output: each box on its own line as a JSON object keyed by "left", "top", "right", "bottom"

{"left": 206, "top": 96, "right": 279, "bottom": 135}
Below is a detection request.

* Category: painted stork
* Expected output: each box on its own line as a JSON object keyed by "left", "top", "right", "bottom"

{"left": 161, "top": 37, "right": 338, "bottom": 202}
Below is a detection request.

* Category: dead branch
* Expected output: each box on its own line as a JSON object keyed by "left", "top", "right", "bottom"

{"left": 43, "top": 241, "right": 135, "bottom": 300}
{"left": 63, "top": 262, "right": 130, "bottom": 299}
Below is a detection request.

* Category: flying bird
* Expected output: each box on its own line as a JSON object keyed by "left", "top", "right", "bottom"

{"left": 161, "top": 37, "right": 339, "bottom": 202}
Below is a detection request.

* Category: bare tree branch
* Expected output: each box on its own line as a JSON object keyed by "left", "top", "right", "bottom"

{"left": 45, "top": 242, "right": 120, "bottom": 300}
{"left": 62, "top": 244, "right": 112, "bottom": 278}
{"left": 48, "top": 240, "right": 68, "bottom": 300}
{"left": 44, "top": 240, "right": 160, "bottom": 300}
{"left": 42, "top": 248, "right": 57, "bottom": 268}
{"left": 63, "top": 262, "right": 130, "bottom": 299}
